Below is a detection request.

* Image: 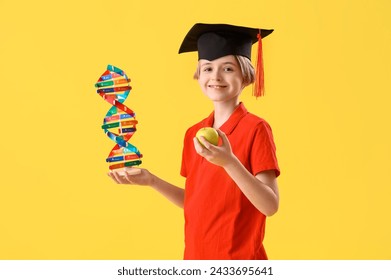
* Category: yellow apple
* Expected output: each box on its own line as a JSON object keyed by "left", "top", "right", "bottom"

{"left": 196, "top": 127, "right": 219, "bottom": 147}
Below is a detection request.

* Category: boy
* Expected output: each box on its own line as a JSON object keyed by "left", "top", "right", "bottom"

{"left": 109, "top": 23, "right": 280, "bottom": 260}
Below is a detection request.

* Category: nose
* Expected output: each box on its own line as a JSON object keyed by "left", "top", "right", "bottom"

{"left": 210, "top": 71, "right": 221, "bottom": 81}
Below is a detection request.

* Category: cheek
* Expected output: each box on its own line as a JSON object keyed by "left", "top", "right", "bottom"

{"left": 197, "top": 78, "right": 203, "bottom": 87}
{"left": 197, "top": 78, "right": 207, "bottom": 93}
{"left": 197, "top": 76, "right": 207, "bottom": 87}
{"left": 232, "top": 77, "right": 244, "bottom": 87}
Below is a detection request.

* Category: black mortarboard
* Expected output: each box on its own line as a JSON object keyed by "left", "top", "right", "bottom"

{"left": 178, "top": 23, "right": 274, "bottom": 97}
{"left": 178, "top": 23, "right": 273, "bottom": 61}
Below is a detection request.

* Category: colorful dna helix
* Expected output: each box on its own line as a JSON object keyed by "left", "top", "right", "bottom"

{"left": 95, "top": 65, "right": 142, "bottom": 171}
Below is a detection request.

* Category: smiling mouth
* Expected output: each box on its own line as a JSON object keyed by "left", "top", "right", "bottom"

{"left": 208, "top": 85, "right": 226, "bottom": 89}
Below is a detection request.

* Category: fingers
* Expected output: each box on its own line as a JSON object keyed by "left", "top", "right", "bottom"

{"left": 107, "top": 169, "right": 136, "bottom": 184}
{"left": 107, "top": 171, "right": 119, "bottom": 183}
{"left": 193, "top": 129, "right": 234, "bottom": 167}
{"left": 108, "top": 170, "right": 127, "bottom": 184}
{"left": 216, "top": 129, "right": 232, "bottom": 153}
{"left": 107, "top": 167, "right": 151, "bottom": 186}
{"left": 196, "top": 129, "right": 228, "bottom": 150}
{"left": 193, "top": 136, "right": 207, "bottom": 150}
{"left": 193, "top": 136, "right": 216, "bottom": 158}
{"left": 194, "top": 130, "right": 229, "bottom": 152}
{"left": 124, "top": 167, "right": 142, "bottom": 175}
{"left": 124, "top": 169, "right": 138, "bottom": 183}
{"left": 216, "top": 129, "right": 229, "bottom": 146}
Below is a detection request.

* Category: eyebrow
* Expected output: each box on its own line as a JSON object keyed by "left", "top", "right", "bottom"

{"left": 200, "top": 61, "right": 237, "bottom": 67}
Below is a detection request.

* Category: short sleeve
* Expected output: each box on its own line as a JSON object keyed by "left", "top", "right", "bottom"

{"left": 250, "top": 121, "right": 280, "bottom": 177}
{"left": 180, "top": 145, "right": 188, "bottom": 178}
{"left": 180, "top": 135, "right": 188, "bottom": 178}
{"left": 180, "top": 127, "right": 193, "bottom": 178}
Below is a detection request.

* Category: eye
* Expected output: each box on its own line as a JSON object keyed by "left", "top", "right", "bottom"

{"left": 202, "top": 67, "right": 213, "bottom": 72}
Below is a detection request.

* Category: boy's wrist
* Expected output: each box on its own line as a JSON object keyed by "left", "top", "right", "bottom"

{"left": 149, "top": 173, "right": 159, "bottom": 188}
{"left": 222, "top": 154, "right": 240, "bottom": 171}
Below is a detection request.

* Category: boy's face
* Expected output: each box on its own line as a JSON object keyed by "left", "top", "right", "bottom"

{"left": 197, "top": 55, "right": 245, "bottom": 103}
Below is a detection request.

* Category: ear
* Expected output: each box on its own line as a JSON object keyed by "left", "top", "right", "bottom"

{"left": 241, "top": 79, "right": 251, "bottom": 89}
{"left": 193, "top": 62, "right": 201, "bottom": 80}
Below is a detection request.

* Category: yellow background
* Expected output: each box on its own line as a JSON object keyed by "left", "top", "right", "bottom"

{"left": 0, "top": 0, "right": 390, "bottom": 259}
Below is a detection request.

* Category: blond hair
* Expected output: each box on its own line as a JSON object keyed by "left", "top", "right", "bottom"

{"left": 193, "top": 55, "right": 255, "bottom": 86}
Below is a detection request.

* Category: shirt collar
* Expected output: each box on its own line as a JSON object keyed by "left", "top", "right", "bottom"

{"left": 202, "top": 102, "right": 248, "bottom": 135}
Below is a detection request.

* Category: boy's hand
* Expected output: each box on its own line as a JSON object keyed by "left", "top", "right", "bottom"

{"left": 107, "top": 167, "right": 154, "bottom": 186}
{"left": 193, "top": 129, "right": 235, "bottom": 167}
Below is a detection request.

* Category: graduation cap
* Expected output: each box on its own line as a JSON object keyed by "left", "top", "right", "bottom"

{"left": 178, "top": 23, "right": 273, "bottom": 97}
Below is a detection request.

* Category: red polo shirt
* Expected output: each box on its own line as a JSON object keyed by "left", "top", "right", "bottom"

{"left": 180, "top": 103, "right": 280, "bottom": 260}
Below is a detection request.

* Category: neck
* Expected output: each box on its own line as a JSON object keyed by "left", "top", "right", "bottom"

{"left": 212, "top": 99, "right": 240, "bottom": 129}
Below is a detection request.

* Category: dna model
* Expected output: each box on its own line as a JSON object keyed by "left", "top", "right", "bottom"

{"left": 95, "top": 65, "right": 142, "bottom": 173}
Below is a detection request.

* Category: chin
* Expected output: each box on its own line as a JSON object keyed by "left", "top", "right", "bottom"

{"left": 208, "top": 94, "right": 238, "bottom": 103}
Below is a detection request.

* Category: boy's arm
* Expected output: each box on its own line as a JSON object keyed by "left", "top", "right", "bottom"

{"left": 149, "top": 174, "right": 185, "bottom": 208}
{"left": 194, "top": 130, "right": 279, "bottom": 216}
{"left": 108, "top": 168, "right": 185, "bottom": 208}
{"left": 223, "top": 160, "right": 279, "bottom": 216}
